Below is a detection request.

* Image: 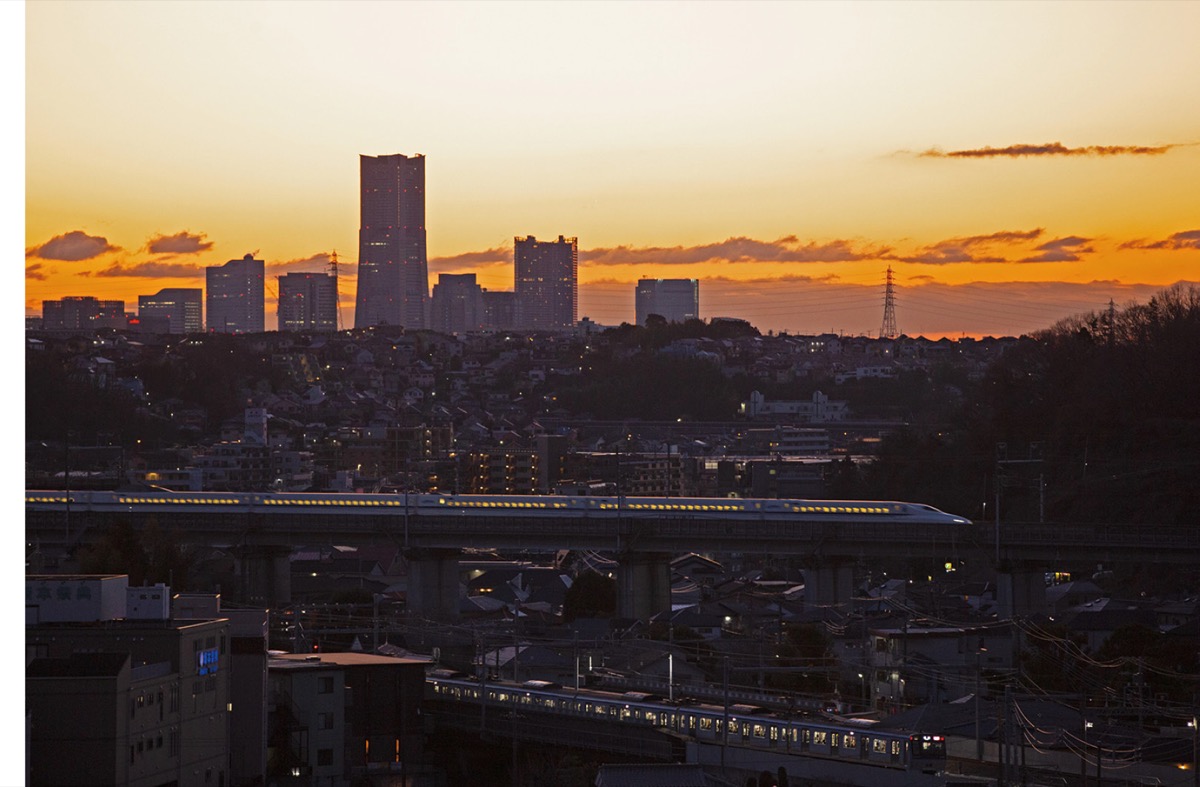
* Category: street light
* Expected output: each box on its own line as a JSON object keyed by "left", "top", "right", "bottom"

{"left": 1189, "top": 718, "right": 1198, "bottom": 787}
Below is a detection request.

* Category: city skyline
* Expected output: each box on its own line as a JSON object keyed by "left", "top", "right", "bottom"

{"left": 21, "top": 1, "right": 1200, "bottom": 337}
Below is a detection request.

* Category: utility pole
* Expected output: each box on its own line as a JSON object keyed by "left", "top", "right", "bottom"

{"left": 1080, "top": 693, "right": 1090, "bottom": 787}
{"left": 975, "top": 651, "right": 983, "bottom": 762}
{"left": 722, "top": 656, "right": 729, "bottom": 771}
{"left": 1190, "top": 713, "right": 1198, "bottom": 787}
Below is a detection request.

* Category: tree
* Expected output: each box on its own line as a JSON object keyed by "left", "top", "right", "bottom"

{"left": 77, "top": 519, "right": 194, "bottom": 589}
{"left": 562, "top": 570, "right": 616, "bottom": 621}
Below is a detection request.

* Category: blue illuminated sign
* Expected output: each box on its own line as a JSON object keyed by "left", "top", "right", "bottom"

{"left": 198, "top": 647, "right": 220, "bottom": 675}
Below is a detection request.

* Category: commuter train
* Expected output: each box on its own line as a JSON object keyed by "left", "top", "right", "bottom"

{"left": 25, "top": 488, "right": 971, "bottom": 525}
{"left": 425, "top": 670, "right": 948, "bottom": 776}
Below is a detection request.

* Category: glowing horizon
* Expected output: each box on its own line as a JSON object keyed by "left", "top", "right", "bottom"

{"left": 23, "top": 1, "right": 1200, "bottom": 338}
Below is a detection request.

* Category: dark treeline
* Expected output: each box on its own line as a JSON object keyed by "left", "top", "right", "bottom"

{"left": 852, "top": 283, "right": 1200, "bottom": 526}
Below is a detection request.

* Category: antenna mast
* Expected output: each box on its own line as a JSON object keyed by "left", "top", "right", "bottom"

{"left": 881, "top": 266, "right": 898, "bottom": 339}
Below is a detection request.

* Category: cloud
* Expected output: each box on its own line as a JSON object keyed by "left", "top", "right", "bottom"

{"left": 1120, "top": 229, "right": 1200, "bottom": 251}
{"left": 582, "top": 236, "right": 889, "bottom": 267}
{"left": 82, "top": 261, "right": 204, "bottom": 278}
{"left": 429, "top": 247, "right": 513, "bottom": 274}
{"left": 897, "top": 228, "right": 1044, "bottom": 264}
{"left": 1019, "top": 236, "right": 1094, "bottom": 263}
{"left": 919, "top": 142, "right": 1183, "bottom": 159}
{"left": 146, "top": 231, "right": 214, "bottom": 255}
{"left": 920, "top": 142, "right": 1181, "bottom": 159}
{"left": 26, "top": 263, "right": 49, "bottom": 281}
{"left": 430, "top": 246, "right": 513, "bottom": 270}
{"left": 697, "top": 273, "right": 838, "bottom": 285}
{"left": 266, "top": 252, "right": 336, "bottom": 276}
{"left": 27, "top": 230, "right": 118, "bottom": 261}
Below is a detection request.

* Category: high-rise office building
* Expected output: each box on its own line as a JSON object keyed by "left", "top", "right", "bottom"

{"left": 481, "top": 290, "right": 516, "bottom": 332}
{"left": 635, "top": 278, "right": 699, "bottom": 325}
{"left": 41, "top": 296, "right": 126, "bottom": 333}
{"left": 138, "top": 288, "right": 203, "bottom": 334}
{"left": 430, "top": 273, "right": 484, "bottom": 335}
{"left": 514, "top": 235, "right": 577, "bottom": 331}
{"left": 206, "top": 253, "right": 265, "bottom": 333}
{"left": 278, "top": 272, "right": 338, "bottom": 333}
{"left": 355, "top": 153, "right": 428, "bottom": 330}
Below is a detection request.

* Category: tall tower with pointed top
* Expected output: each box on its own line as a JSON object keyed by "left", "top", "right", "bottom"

{"left": 880, "top": 266, "right": 898, "bottom": 339}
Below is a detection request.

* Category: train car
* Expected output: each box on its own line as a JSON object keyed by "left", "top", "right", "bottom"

{"left": 25, "top": 488, "right": 971, "bottom": 526}
{"left": 425, "top": 672, "right": 947, "bottom": 776}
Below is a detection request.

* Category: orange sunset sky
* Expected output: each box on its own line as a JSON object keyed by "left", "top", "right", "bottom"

{"left": 18, "top": 1, "right": 1200, "bottom": 338}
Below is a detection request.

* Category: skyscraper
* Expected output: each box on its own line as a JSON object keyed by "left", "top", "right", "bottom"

{"left": 278, "top": 272, "right": 338, "bottom": 333}
{"left": 514, "top": 235, "right": 577, "bottom": 331}
{"left": 430, "top": 273, "right": 484, "bottom": 335}
{"left": 138, "top": 288, "right": 203, "bottom": 334}
{"left": 355, "top": 153, "right": 428, "bottom": 330}
{"left": 635, "top": 278, "right": 699, "bottom": 326}
{"left": 206, "top": 253, "right": 265, "bottom": 333}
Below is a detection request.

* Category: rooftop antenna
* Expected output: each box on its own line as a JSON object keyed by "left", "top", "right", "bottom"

{"left": 880, "top": 266, "right": 898, "bottom": 339}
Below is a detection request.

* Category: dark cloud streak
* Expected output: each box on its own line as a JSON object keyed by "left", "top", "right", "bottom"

{"left": 267, "top": 252, "right": 335, "bottom": 276}
{"left": 582, "top": 236, "right": 889, "bottom": 266}
{"left": 896, "top": 228, "right": 1043, "bottom": 264}
{"left": 1020, "top": 236, "right": 1094, "bottom": 263}
{"left": 920, "top": 141, "right": 1181, "bottom": 158}
{"left": 83, "top": 261, "right": 204, "bottom": 278}
{"left": 1120, "top": 229, "right": 1200, "bottom": 251}
{"left": 147, "top": 231, "right": 213, "bottom": 255}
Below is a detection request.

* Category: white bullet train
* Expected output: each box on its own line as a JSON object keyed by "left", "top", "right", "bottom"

{"left": 26, "top": 488, "right": 972, "bottom": 525}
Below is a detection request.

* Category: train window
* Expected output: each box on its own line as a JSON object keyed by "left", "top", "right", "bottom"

{"left": 753, "top": 724, "right": 766, "bottom": 738}
{"left": 892, "top": 740, "right": 901, "bottom": 756}
{"left": 812, "top": 731, "right": 827, "bottom": 746}
{"left": 645, "top": 712, "right": 657, "bottom": 725}
{"left": 802, "top": 729, "right": 811, "bottom": 744}
{"left": 843, "top": 733, "right": 856, "bottom": 749}
{"left": 872, "top": 738, "right": 888, "bottom": 754}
